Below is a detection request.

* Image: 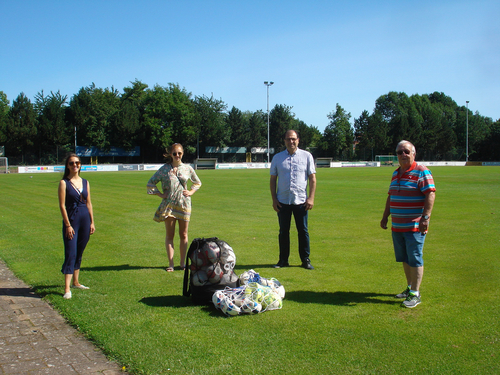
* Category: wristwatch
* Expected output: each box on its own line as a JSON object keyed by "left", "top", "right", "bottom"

{"left": 422, "top": 214, "right": 430, "bottom": 220}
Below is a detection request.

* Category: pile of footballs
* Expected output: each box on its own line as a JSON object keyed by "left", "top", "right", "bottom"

{"left": 190, "top": 240, "right": 238, "bottom": 286}
{"left": 212, "top": 270, "right": 285, "bottom": 316}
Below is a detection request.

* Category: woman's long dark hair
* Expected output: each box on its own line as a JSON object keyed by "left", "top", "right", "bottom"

{"left": 63, "top": 153, "right": 81, "bottom": 180}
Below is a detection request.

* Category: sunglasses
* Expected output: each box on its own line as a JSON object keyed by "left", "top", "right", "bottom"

{"left": 69, "top": 161, "right": 81, "bottom": 166}
{"left": 397, "top": 150, "right": 411, "bottom": 155}
{"left": 172, "top": 152, "right": 183, "bottom": 156}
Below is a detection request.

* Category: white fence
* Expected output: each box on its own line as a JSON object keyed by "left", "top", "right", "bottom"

{"left": 16, "top": 160, "right": 488, "bottom": 174}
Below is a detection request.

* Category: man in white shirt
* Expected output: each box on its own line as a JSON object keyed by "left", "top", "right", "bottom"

{"left": 270, "top": 130, "right": 316, "bottom": 269}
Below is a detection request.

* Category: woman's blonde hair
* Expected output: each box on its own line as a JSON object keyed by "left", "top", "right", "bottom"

{"left": 163, "top": 143, "right": 184, "bottom": 162}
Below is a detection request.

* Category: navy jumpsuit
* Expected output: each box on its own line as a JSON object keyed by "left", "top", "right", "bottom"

{"left": 61, "top": 178, "right": 91, "bottom": 274}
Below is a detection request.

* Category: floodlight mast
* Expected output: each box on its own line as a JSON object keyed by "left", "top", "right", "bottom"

{"left": 466, "top": 101, "right": 469, "bottom": 162}
{"left": 264, "top": 81, "right": 274, "bottom": 164}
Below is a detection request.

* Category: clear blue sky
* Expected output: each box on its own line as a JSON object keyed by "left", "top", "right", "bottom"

{"left": 1, "top": 0, "right": 498, "bottom": 132}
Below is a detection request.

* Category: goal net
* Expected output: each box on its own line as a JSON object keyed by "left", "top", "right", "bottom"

{"left": 375, "top": 155, "right": 398, "bottom": 166}
{"left": 0, "top": 157, "right": 8, "bottom": 173}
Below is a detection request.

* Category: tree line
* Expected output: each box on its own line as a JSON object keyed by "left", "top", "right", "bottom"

{"left": 0, "top": 80, "right": 498, "bottom": 165}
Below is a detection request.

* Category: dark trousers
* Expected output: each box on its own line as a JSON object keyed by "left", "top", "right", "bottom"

{"left": 61, "top": 209, "right": 90, "bottom": 274}
{"left": 277, "top": 203, "right": 310, "bottom": 263}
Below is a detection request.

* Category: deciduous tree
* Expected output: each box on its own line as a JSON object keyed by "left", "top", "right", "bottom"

{"left": 193, "top": 95, "right": 228, "bottom": 155}
{"left": 6, "top": 93, "right": 37, "bottom": 163}
{"left": 67, "top": 83, "right": 120, "bottom": 151}
{"left": 0, "top": 91, "right": 9, "bottom": 145}
{"left": 35, "top": 90, "right": 70, "bottom": 163}
{"left": 226, "top": 106, "right": 247, "bottom": 147}
{"left": 321, "top": 104, "right": 353, "bottom": 159}
{"left": 269, "top": 104, "right": 295, "bottom": 153}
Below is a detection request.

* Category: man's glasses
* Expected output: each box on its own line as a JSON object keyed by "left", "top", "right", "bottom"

{"left": 285, "top": 138, "right": 298, "bottom": 141}
{"left": 397, "top": 150, "right": 411, "bottom": 155}
{"left": 69, "top": 161, "right": 81, "bottom": 166}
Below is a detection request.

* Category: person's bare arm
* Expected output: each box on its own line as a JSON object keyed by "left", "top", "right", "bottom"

{"left": 304, "top": 173, "right": 316, "bottom": 210}
{"left": 419, "top": 191, "right": 435, "bottom": 233}
{"left": 270, "top": 175, "right": 281, "bottom": 212}
{"left": 380, "top": 195, "right": 391, "bottom": 230}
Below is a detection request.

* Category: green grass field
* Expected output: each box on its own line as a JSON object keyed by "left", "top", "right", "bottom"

{"left": 1, "top": 166, "right": 499, "bottom": 374}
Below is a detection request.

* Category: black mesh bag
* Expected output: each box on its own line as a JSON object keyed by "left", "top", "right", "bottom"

{"left": 183, "top": 237, "right": 239, "bottom": 305}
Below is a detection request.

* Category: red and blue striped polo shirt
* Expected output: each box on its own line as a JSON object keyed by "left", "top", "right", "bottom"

{"left": 388, "top": 162, "right": 436, "bottom": 232}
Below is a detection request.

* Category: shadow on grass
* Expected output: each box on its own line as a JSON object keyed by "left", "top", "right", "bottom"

{"left": 82, "top": 264, "right": 165, "bottom": 272}
{"left": 81, "top": 264, "right": 301, "bottom": 273}
{"left": 139, "top": 291, "right": 399, "bottom": 310}
{"left": 286, "top": 290, "right": 398, "bottom": 306}
{"left": 29, "top": 285, "right": 66, "bottom": 298}
{"left": 139, "top": 295, "right": 194, "bottom": 308}
{"left": 139, "top": 295, "right": 227, "bottom": 317}
{"left": 234, "top": 264, "right": 278, "bottom": 270}
{"left": 234, "top": 264, "right": 319, "bottom": 270}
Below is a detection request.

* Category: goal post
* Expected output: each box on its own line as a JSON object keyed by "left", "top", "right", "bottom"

{"left": 375, "top": 155, "right": 398, "bottom": 166}
{"left": 0, "top": 157, "right": 8, "bottom": 174}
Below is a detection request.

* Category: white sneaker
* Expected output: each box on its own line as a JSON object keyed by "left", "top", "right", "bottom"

{"left": 71, "top": 285, "right": 89, "bottom": 290}
{"left": 63, "top": 292, "right": 72, "bottom": 299}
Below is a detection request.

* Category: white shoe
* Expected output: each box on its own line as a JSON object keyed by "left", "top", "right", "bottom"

{"left": 63, "top": 292, "right": 72, "bottom": 299}
{"left": 71, "top": 284, "right": 89, "bottom": 290}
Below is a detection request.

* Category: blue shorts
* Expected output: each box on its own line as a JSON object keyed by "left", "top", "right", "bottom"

{"left": 391, "top": 231, "right": 426, "bottom": 267}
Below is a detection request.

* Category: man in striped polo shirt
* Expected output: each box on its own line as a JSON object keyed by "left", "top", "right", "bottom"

{"left": 380, "top": 140, "right": 436, "bottom": 308}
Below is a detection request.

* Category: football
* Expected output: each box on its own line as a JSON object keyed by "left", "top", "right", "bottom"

{"left": 202, "top": 241, "right": 220, "bottom": 264}
{"left": 221, "top": 298, "right": 241, "bottom": 316}
{"left": 240, "top": 298, "right": 263, "bottom": 314}
{"left": 212, "top": 290, "right": 225, "bottom": 309}
{"left": 191, "top": 270, "right": 208, "bottom": 286}
{"left": 206, "top": 264, "right": 223, "bottom": 284}
{"left": 262, "top": 291, "right": 282, "bottom": 310}
{"left": 219, "top": 243, "right": 236, "bottom": 264}
{"left": 190, "top": 249, "right": 207, "bottom": 268}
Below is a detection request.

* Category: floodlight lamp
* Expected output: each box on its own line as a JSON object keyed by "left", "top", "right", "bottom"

{"left": 264, "top": 81, "right": 268, "bottom": 84}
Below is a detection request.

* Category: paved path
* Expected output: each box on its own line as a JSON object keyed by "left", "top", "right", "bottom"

{"left": 0, "top": 260, "right": 126, "bottom": 374}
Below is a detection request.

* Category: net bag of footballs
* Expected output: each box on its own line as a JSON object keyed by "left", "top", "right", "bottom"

{"left": 212, "top": 270, "right": 285, "bottom": 316}
{"left": 183, "top": 237, "right": 239, "bottom": 305}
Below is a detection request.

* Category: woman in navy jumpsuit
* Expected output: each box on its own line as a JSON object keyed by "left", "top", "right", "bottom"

{"left": 58, "top": 154, "right": 95, "bottom": 299}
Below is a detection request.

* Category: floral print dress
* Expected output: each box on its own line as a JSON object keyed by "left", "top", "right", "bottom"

{"left": 147, "top": 163, "right": 202, "bottom": 222}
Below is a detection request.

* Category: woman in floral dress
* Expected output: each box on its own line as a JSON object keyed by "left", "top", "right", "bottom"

{"left": 147, "top": 143, "right": 202, "bottom": 271}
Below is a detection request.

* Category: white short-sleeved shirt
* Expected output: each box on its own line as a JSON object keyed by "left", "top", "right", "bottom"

{"left": 270, "top": 148, "right": 316, "bottom": 205}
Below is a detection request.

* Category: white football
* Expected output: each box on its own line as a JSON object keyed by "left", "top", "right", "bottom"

{"left": 191, "top": 270, "right": 208, "bottom": 286}
{"left": 221, "top": 298, "right": 241, "bottom": 316}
